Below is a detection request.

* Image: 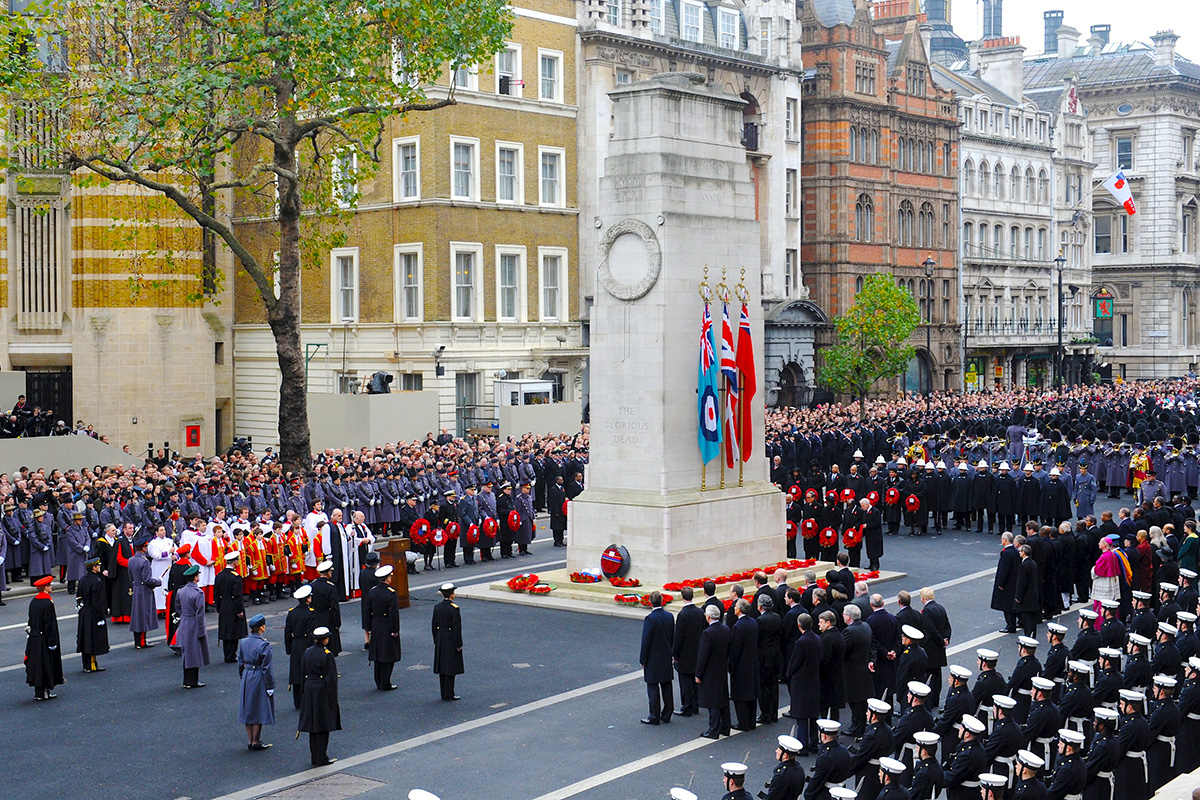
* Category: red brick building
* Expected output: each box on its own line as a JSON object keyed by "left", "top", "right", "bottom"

{"left": 801, "top": 0, "right": 962, "bottom": 394}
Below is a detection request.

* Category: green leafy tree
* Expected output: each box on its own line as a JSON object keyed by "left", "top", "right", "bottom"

{"left": 818, "top": 272, "right": 921, "bottom": 417}
{"left": 0, "top": 0, "right": 511, "bottom": 470}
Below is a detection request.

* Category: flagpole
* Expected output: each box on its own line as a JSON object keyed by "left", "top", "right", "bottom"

{"left": 717, "top": 271, "right": 730, "bottom": 490}
{"left": 736, "top": 270, "right": 749, "bottom": 488}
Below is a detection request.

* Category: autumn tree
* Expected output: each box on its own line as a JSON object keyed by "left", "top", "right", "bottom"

{"left": 0, "top": 0, "right": 511, "bottom": 470}
{"left": 818, "top": 273, "right": 921, "bottom": 418}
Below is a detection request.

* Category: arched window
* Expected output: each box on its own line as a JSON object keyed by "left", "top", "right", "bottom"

{"left": 1025, "top": 167, "right": 1036, "bottom": 203}
{"left": 963, "top": 160, "right": 975, "bottom": 195}
{"left": 855, "top": 276, "right": 864, "bottom": 295}
{"left": 979, "top": 161, "right": 990, "bottom": 197}
{"left": 963, "top": 221, "right": 974, "bottom": 255}
{"left": 855, "top": 193, "right": 874, "bottom": 242}
{"left": 869, "top": 130, "right": 878, "bottom": 164}
{"left": 1011, "top": 165, "right": 1021, "bottom": 199}
{"left": 943, "top": 142, "right": 952, "bottom": 175}
{"left": 994, "top": 223, "right": 1003, "bottom": 255}
{"left": 1024, "top": 227, "right": 1033, "bottom": 259}
{"left": 994, "top": 162, "right": 1004, "bottom": 199}
{"left": 1009, "top": 225, "right": 1019, "bottom": 258}
{"left": 897, "top": 137, "right": 906, "bottom": 169}
{"left": 909, "top": 139, "right": 916, "bottom": 172}
{"left": 919, "top": 201, "right": 935, "bottom": 247}
{"left": 898, "top": 200, "right": 915, "bottom": 246}
{"left": 849, "top": 127, "right": 857, "bottom": 162}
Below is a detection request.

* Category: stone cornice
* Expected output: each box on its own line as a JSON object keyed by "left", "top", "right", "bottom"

{"left": 579, "top": 29, "right": 803, "bottom": 78}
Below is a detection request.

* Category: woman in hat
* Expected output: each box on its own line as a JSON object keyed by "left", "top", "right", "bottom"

{"left": 177, "top": 564, "right": 210, "bottom": 688}
{"left": 26, "top": 575, "right": 63, "bottom": 700}
{"left": 237, "top": 613, "right": 275, "bottom": 751}
{"left": 298, "top": 626, "right": 341, "bottom": 766}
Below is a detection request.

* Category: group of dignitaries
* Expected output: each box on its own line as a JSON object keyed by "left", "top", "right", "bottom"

{"left": 0, "top": 428, "right": 588, "bottom": 603}
{"left": 640, "top": 561, "right": 1199, "bottom": 800}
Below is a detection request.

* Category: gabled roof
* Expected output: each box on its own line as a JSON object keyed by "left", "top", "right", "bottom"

{"left": 930, "top": 62, "right": 1020, "bottom": 105}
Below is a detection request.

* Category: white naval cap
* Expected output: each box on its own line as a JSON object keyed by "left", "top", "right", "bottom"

{"left": 1181, "top": 568, "right": 1198, "bottom": 580}
{"left": 408, "top": 791, "right": 440, "bottom": 800}
{"left": 225, "top": 551, "right": 241, "bottom": 561}
{"left": 1079, "top": 608, "right": 1099, "bottom": 620}
{"left": 721, "top": 762, "right": 749, "bottom": 778}
{"left": 1098, "top": 647, "right": 1123, "bottom": 661}
{"left": 867, "top": 698, "right": 891, "bottom": 715}
{"left": 1059, "top": 728, "right": 1086, "bottom": 745}
{"left": 961, "top": 714, "right": 986, "bottom": 734}
{"left": 1132, "top": 590, "right": 1153, "bottom": 601}
{"left": 879, "top": 756, "right": 906, "bottom": 776}
{"left": 1047, "top": 622, "right": 1068, "bottom": 635}
{"left": 375, "top": 565, "right": 393, "bottom": 579}
{"left": 1159, "top": 622, "right": 1179, "bottom": 637}
{"left": 312, "top": 626, "right": 330, "bottom": 637}
{"left": 1068, "top": 660, "right": 1093, "bottom": 674}
{"left": 1016, "top": 749, "right": 1044, "bottom": 770}
{"left": 293, "top": 585, "right": 312, "bottom": 600}
{"left": 949, "top": 665, "right": 972, "bottom": 681}
{"left": 1093, "top": 707, "right": 1119, "bottom": 721}
{"left": 1017, "top": 636, "right": 1039, "bottom": 649}
{"left": 1189, "top": 656, "right": 1200, "bottom": 672}
{"left": 776, "top": 734, "right": 803, "bottom": 754}
{"left": 669, "top": 790, "right": 698, "bottom": 800}
{"left": 1128, "top": 633, "right": 1152, "bottom": 647}
{"left": 977, "top": 648, "right": 1000, "bottom": 661}
{"left": 829, "top": 789, "right": 857, "bottom": 800}
{"left": 817, "top": 719, "right": 842, "bottom": 734}
{"left": 317, "top": 559, "right": 334, "bottom": 572}
{"left": 992, "top": 695, "right": 1016, "bottom": 709}
{"left": 1030, "top": 676, "right": 1055, "bottom": 692}
{"left": 907, "top": 681, "right": 932, "bottom": 697}
{"left": 980, "top": 774, "right": 1007, "bottom": 788}
{"left": 1178, "top": 611, "right": 1198, "bottom": 624}
{"left": 1118, "top": 688, "right": 1146, "bottom": 704}
{"left": 1161, "top": 582, "right": 1180, "bottom": 594}
{"left": 1154, "top": 674, "right": 1178, "bottom": 689}
{"left": 913, "top": 731, "right": 940, "bottom": 748}
{"left": 902, "top": 624, "right": 925, "bottom": 640}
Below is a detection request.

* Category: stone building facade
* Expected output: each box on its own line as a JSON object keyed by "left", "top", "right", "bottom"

{"left": 3, "top": 116, "right": 233, "bottom": 455}
{"left": 231, "top": 0, "right": 585, "bottom": 442}
{"left": 576, "top": 0, "right": 812, "bottom": 407}
{"left": 933, "top": 38, "right": 1066, "bottom": 391}
{"left": 1025, "top": 20, "right": 1200, "bottom": 380}
{"left": 801, "top": 0, "right": 962, "bottom": 396}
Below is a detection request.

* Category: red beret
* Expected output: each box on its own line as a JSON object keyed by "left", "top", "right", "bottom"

{"left": 34, "top": 576, "right": 53, "bottom": 588}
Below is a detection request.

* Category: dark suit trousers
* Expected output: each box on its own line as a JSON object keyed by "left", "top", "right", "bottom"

{"left": 678, "top": 672, "right": 697, "bottom": 713}
{"left": 309, "top": 731, "right": 330, "bottom": 765}
{"left": 848, "top": 700, "right": 867, "bottom": 736}
{"left": 439, "top": 674, "right": 456, "bottom": 699}
{"left": 646, "top": 682, "right": 673, "bottom": 721}
{"left": 374, "top": 660, "right": 394, "bottom": 689}
{"left": 927, "top": 665, "right": 942, "bottom": 707}
{"left": 222, "top": 637, "right": 238, "bottom": 662}
{"left": 733, "top": 700, "right": 756, "bottom": 730}
{"left": 1021, "top": 611, "right": 1038, "bottom": 638}
{"left": 759, "top": 664, "right": 780, "bottom": 721}
{"left": 704, "top": 705, "right": 731, "bottom": 737}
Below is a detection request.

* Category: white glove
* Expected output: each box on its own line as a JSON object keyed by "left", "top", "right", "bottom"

{"left": 84, "top": 545, "right": 90, "bottom": 552}
{"left": 42, "top": 546, "right": 49, "bottom": 552}
{"left": 393, "top": 500, "right": 399, "bottom": 506}
{"left": 97, "top": 620, "right": 105, "bottom": 626}
{"left": 266, "top": 689, "right": 274, "bottom": 696}
{"left": 48, "top": 645, "right": 57, "bottom": 650}
{"left": 0, "top": 557, "right": 4, "bottom": 565}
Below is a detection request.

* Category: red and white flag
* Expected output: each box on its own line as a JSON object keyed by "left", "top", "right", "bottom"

{"left": 720, "top": 304, "right": 739, "bottom": 468}
{"left": 1102, "top": 170, "right": 1137, "bottom": 215}
{"left": 736, "top": 303, "right": 756, "bottom": 462}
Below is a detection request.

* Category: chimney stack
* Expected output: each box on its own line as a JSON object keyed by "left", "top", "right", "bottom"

{"left": 972, "top": 37, "right": 1026, "bottom": 100}
{"left": 1057, "top": 24, "right": 1080, "bottom": 59}
{"left": 1090, "top": 25, "right": 1110, "bottom": 46}
{"left": 1151, "top": 30, "right": 1180, "bottom": 69}
{"left": 926, "top": 0, "right": 948, "bottom": 23}
{"left": 1043, "top": 10, "right": 1063, "bottom": 55}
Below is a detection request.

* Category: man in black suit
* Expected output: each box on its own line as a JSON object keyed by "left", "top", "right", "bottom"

{"left": 750, "top": 571, "right": 773, "bottom": 620}
{"left": 638, "top": 591, "right": 674, "bottom": 725}
{"left": 920, "top": 587, "right": 951, "bottom": 707}
{"left": 841, "top": 604, "right": 874, "bottom": 737}
{"left": 729, "top": 598, "right": 759, "bottom": 731}
{"left": 992, "top": 532, "right": 1020, "bottom": 633}
{"left": 867, "top": 594, "right": 899, "bottom": 702}
{"left": 696, "top": 604, "right": 731, "bottom": 739}
{"left": 1013, "top": 544, "right": 1041, "bottom": 638}
{"left": 701, "top": 579, "right": 724, "bottom": 620}
{"left": 672, "top": 586, "right": 705, "bottom": 717}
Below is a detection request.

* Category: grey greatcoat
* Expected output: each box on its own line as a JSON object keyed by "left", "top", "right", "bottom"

{"left": 64, "top": 523, "right": 91, "bottom": 582}
{"left": 177, "top": 582, "right": 211, "bottom": 669}
{"left": 515, "top": 491, "right": 535, "bottom": 547}
{"left": 237, "top": 632, "right": 276, "bottom": 725}
{"left": 128, "top": 552, "right": 160, "bottom": 634}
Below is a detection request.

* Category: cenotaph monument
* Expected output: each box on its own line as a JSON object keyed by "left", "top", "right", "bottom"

{"left": 567, "top": 73, "right": 785, "bottom": 587}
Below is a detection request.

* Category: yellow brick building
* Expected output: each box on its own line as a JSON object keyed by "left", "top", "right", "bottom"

{"left": 231, "top": 0, "right": 585, "bottom": 440}
{"left": 2, "top": 140, "right": 233, "bottom": 454}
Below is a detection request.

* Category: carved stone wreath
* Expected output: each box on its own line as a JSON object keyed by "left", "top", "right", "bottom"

{"left": 596, "top": 218, "right": 663, "bottom": 301}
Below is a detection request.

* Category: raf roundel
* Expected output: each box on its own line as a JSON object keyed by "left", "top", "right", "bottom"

{"left": 600, "top": 544, "right": 631, "bottom": 578}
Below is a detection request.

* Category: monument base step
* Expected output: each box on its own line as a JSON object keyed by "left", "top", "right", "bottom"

{"left": 456, "top": 564, "right": 909, "bottom": 620}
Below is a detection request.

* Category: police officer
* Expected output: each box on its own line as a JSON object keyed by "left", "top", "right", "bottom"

{"left": 758, "top": 735, "right": 806, "bottom": 800}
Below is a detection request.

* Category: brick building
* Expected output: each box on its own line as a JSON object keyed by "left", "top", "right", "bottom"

{"left": 800, "top": 0, "right": 962, "bottom": 395}
{"left": 3, "top": 109, "right": 233, "bottom": 454}
{"left": 231, "top": 0, "right": 585, "bottom": 441}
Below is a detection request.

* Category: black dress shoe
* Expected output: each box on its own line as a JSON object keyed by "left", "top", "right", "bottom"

{"left": 700, "top": 732, "right": 719, "bottom": 740}
{"left": 678, "top": 710, "right": 694, "bottom": 717}
{"left": 249, "top": 742, "right": 273, "bottom": 751}
{"left": 661, "top": 715, "right": 671, "bottom": 723}
{"left": 640, "top": 717, "right": 660, "bottom": 725}
{"left": 381, "top": 684, "right": 397, "bottom": 691}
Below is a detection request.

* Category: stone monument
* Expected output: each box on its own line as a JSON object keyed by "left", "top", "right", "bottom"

{"left": 567, "top": 73, "right": 785, "bottom": 586}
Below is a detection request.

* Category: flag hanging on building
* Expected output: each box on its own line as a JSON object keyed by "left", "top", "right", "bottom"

{"left": 736, "top": 303, "right": 756, "bottom": 462}
{"left": 697, "top": 303, "right": 722, "bottom": 464}
{"left": 720, "top": 303, "right": 740, "bottom": 469}
{"left": 1101, "top": 170, "right": 1137, "bottom": 215}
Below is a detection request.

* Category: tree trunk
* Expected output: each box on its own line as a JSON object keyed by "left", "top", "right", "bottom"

{"left": 271, "top": 134, "right": 310, "bottom": 473}
{"left": 858, "top": 393, "right": 867, "bottom": 420}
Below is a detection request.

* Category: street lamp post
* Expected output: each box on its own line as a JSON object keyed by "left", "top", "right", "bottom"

{"left": 922, "top": 256, "right": 936, "bottom": 409}
{"left": 1054, "top": 252, "right": 1067, "bottom": 392}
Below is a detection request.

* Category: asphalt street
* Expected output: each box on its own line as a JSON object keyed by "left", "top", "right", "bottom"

{"left": 0, "top": 492, "right": 1139, "bottom": 800}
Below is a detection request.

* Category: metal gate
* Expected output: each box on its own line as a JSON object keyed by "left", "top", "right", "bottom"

{"left": 23, "top": 368, "right": 72, "bottom": 424}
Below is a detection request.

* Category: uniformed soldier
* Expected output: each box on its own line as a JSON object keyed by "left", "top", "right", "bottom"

{"left": 297, "top": 626, "right": 341, "bottom": 766}
{"left": 984, "top": 695, "right": 1021, "bottom": 783}
{"left": 972, "top": 649, "right": 1005, "bottom": 710}
{"left": 1012, "top": 749, "right": 1047, "bottom": 800}
{"left": 1084, "top": 707, "right": 1120, "bottom": 800}
{"left": 721, "top": 761, "right": 752, "bottom": 800}
{"left": 1093, "top": 648, "right": 1125, "bottom": 708}
{"left": 758, "top": 734, "right": 806, "bottom": 800}
{"left": 1123, "top": 634, "right": 1153, "bottom": 691}
{"left": 432, "top": 582, "right": 464, "bottom": 701}
{"left": 941, "top": 714, "right": 987, "bottom": 800}
{"left": 1146, "top": 674, "right": 1180, "bottom": 792}
{"left": 1113, "top": 689, "right": 1151, "bottom": 800}
{"left": 1043, "top": 623, "right": 1070, "bottom": 703}
{"left": 1071, "top": 609, "right": 1102, "bottom": 662}
{"left": 1047, "top": 729, "right": 1087, "bottom": 800}
{"left": 284, "top": 584, "right": 315, "bottom": 710}
{"left": 1098, "top": 600, "right": 1126, "bottom": 651}
{"left": 76, "top": 556, "right": 109, "bottom": 672}
{"left": 875, "top": 757, "right": 909, "bottom": 800}
{"left": 1150, "top": 623, "right": 1181, "bottom": 679}
{"left": 933, "top": 665, "right": 977, "bottom": 761}
{"left": 806, "top": 719, "right": 852, "bottom": 800}
{"left": 892, "top": 681, "right": 934, "bottom": 766}
{"left": 1128, "top": 591, "right": 1157, "bottom": 640}
{"left": 1022, "top": 677, "right": 1062, "bottom": 765}
{"left": 1178, "top": 656, "right": 1200, "bottom": 774}
{"left": 1009, "top": 636, "right": 1043, "bottom": 724}
{"left": 310, "top": 560, "right": 342, "bottom": 656}
{"left": 25, "top": 575, "right": 63, "bottom": 700}
{"left": 367, "top": 564, "right": 401, "bottom": 691}
{"left": 978, "top": 772, "right": 1007, "bottom": 800}
{"left": 908, "top": 731, "right": 943, "bottom": 800}
{"left": 1057, "top": 661, "right": 1094, "bottom": 734}
{"left": 849, "top": 698, "right": 893, "bottom": 799}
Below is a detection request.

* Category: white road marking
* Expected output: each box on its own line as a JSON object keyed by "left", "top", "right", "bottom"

{"left": 209, "top": 670, "right": 644, "bottom": 800}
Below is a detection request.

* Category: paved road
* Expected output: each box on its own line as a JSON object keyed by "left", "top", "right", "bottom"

{"left": 0, "top": 493, "right": 1135, "bottom": 800}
